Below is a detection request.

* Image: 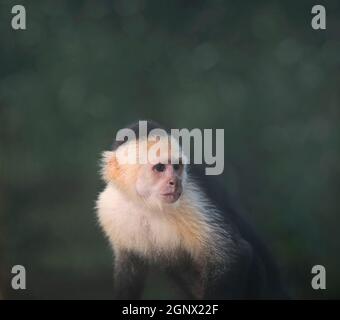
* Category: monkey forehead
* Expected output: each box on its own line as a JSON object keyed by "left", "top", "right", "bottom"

{"left": 115, "top": 135, "right": 188, "bottom": 165}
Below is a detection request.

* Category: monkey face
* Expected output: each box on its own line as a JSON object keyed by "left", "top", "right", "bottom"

{"left": 136, "top": 162, "right": 184, "bottom": 205}
{"left": 102, "top": 134, "right": 187, "bottom": 207}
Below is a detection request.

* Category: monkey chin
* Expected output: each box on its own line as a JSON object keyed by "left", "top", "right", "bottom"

{"left": 160, "top": 192, "right": 181, "bottom": 204}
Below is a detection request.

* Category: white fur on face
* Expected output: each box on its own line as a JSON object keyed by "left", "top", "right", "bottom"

{"left": 114, "top": 135, "right": 187, "bottom": 166}
{"left": 135, "top": 164, "right": 156, "bottom": 199}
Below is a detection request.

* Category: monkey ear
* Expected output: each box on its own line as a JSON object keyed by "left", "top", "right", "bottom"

{"left": 101, "top": 151, "right": 119, "bottom": 183}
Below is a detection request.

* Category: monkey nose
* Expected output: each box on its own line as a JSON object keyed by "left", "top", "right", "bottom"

{"left": 169, "top": 180, "right": 175, "bottom": 186}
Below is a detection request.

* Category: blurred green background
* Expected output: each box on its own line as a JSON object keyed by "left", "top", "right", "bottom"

{"left": 1, "top": 0, "right": 340, "bottom": 299}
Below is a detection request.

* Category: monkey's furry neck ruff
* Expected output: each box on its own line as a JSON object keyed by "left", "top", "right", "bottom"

{"left": 96, "top": 177, "right": 236, "bottom": 270}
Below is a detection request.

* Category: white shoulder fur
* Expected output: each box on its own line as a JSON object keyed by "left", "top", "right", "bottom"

{"left": 96, "top": 180, "right": 229, "bottom": 263}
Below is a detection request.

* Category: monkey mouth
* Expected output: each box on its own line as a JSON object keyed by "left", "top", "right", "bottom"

{"left": 161, "top": 192, "right": 181, "bottom": 203}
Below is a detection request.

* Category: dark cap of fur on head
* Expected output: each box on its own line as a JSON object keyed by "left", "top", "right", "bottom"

{"left": 112, "top": 120, "right": 169, "bottom": 151}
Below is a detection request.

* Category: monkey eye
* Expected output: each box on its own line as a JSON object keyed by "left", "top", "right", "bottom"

{"left": 173, "top": 164, "right": 182, "bottom": 171}
{"left": 153, "top": 163, "right": 166, "bottom": 172}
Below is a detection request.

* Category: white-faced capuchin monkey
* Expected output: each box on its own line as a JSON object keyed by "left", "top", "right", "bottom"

{"left": 96, "top": 120, "right": 287, "bottom": 299}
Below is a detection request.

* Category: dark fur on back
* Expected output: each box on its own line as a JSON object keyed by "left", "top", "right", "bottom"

{"left": 189, "top": 165, "right": 287, "bottom": 298}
